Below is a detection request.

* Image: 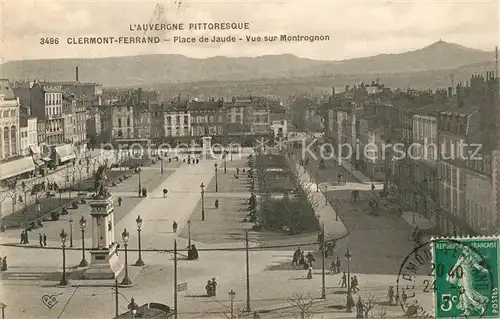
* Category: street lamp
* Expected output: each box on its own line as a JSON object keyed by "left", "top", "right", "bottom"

{"left": 137, "top": 167, "right": 142, "bottom": 197}
{"left": 345, "top": 248, "right": 353, "bottom": 312}
{"left": 120, "top": 228, "right": 132, "bottom": 286}
{"left": 160, "top": 149, "right": 164, "bottom": 174}
{"left": 224, "top": 151, "right": 228, "bottom": 174}
{"left": 135, "top": 215, "right": 145, "bottom": 266}
{"left": 79, "top": 216, "right": 88, "bottom": 267}
{"left": 200, "top": 182, "right": 205, "bottom": 221}
{"left": 229, "top": 289, "right": 236, "bottom": 319}
{"left": 69, "top": 219, "right": 74, "bottom": 247}
{"left": 59, "top": 229, "right": 69, "bottom": 286}
{"left": 187, "top": 220, "right": 192, "bottom": 247}
{"left": 128, "top": 298, "right": 138, "bottom": 317}
{"left": 214, "top": 162, "right": 219, "bottom": 192}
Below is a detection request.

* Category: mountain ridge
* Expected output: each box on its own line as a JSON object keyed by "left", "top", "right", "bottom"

{"left": 1, "top": 40, "right": 496, "bottom": 87}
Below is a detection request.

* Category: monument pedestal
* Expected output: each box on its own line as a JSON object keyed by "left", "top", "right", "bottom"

{"left": 202, "top": 136, "right": 212, "bottom": 160}
{"left": 83, "top": 195, "right": 123, "bottom": 279}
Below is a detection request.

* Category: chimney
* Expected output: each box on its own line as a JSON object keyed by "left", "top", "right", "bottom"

{"left": 332, "top": 86, "right": 335, "bottom": 96}
{"left": 75, "top": 66, "right": 79, "bottom": 82}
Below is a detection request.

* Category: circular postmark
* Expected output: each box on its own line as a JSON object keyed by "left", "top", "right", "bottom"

{"left": 396, "top": 238, "right": 497, "bottom": 319}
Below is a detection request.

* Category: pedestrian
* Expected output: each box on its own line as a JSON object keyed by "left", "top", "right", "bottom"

{"left": 402, "top": 291, "right": 408, "bottom": 304}
{"left": 39, "top": 233, "right": 43, "bottom": 247}
{"left": 371, "top": 183, "right": 375, "bottom": 191}
{"left": 1, "top": 256, "right": 7, "bottom": 271}
{"left": 205, "top": 280, "right": 213, "bottom": 296}
{"left": 24, "top": 229, "right": 29, "bottom": 244}
{"left": 306, "top": 266, "right": 313, "bottom": 279}
{"left": 20, "top": 230, "right": 25, "bottom": 244}
{"left": 291, "top": 247, "right": 301, "bottom": 266}
{"left": 191, "top": 244, "right": 199, "bottom": 260}
{"left": 43, "top": 233, "right": 47, "bottom": 247}
{"left": 306, "top": 252, "right": 315, "bottom": 267}
{"left": 388, "top": 286, "right": 394, "bottom": 305}
{"left": 172, "top": 221, "right": 178, "bottom": 233}
{"left": 211, "top": 277, "right": 218, "bottom": 296}
{"left": 352, "top": 276, "right": 360, "bottom": 292}
{"left": 236, "top": 168, "right": 240, "bottom": 175}
{"left": 340, "top": 272, "right": 347, "bottom": 288}
{"left": 335, "top": 257, "right": 341, "bottom": 273}
{"left": 118, "top": 196, "right": 122, "bottom": 206}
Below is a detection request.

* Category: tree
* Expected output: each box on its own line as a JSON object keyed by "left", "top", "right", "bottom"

{"left": 360, "top": 293, "right": 385, "bottom": 319}
{"left": 287, "top": 292, "right": 316, "bottom": 319}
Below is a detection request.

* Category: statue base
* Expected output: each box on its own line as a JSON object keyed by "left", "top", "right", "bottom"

{"left": 83, "top": 243, "right": 123, "bottom": 279}
{"left": 202, "top": 136, "right": 213, "bottom": 160}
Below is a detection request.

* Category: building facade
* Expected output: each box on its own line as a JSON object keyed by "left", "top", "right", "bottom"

{"left": 0, "top": 80, "right": 21, "bottom": 159}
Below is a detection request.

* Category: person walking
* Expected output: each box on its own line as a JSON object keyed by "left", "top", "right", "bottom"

{"left": 306, "top": 266, "right": 313, "bottom": 279}
{"left": 335, "top": 257, "right": 341, "bottom": 274}
{"left": 388, "top": 286, "right": 394, "bottom": 305}
{"left": 340, "top": 272, "right": 347, "bottom": 288}
{"left": 43, "top": 233, "right": 47, "bottom": 247}
{"left": 20, "top": 230, "right": 25, "bottom": 244}
{"left": 118, "top": 196, "right": 122, "bottom": 206}
{"left": 172, "top": 221, "right": 178, "bottom": 233}
{"left": 352, "top": 276, "right": 360, "bottom": 293}
{"left": 210, "top": 277, "right": 218, "bottom": 296}
{"left": 39, "top": 233, "right": 43, "bottom": 247}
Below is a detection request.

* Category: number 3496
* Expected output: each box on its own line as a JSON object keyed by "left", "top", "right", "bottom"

{"left": 40, "top": 38, "right": 59, "bottom": 45}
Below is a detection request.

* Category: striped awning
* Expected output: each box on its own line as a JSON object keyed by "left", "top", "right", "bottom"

{"left": 0, "top": 156, "right": 36, "bottom": 181}
{"left": 29, "top": 145, "right": 41, "bottom": 154}
{"left": 55, "top": 144, "right": 76, "bottom": 163}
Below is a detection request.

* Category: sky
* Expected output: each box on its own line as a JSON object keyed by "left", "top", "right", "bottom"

{"left": 1, "top": 0, "right": 499, "bottom": 63}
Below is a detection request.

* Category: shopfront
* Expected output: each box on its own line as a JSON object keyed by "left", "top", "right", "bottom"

{"left": 0, "top": 156, "right": 37, "bottom": 183}
{"left": 53, "top": 144, "right": 76, "bottom": 166}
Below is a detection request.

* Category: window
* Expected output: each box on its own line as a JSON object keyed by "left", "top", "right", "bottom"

{"left": 167, "top": 116, "right": 171, "bottom": 125}
{"left": 176, "top": 116, "right": 180, "bottom": 124}
{"left": 118, "top": 118, "right": 122, "bottom": 127}
{"left": 127, "top": 117, "right": 130, "bottom": 126}
{"left": 235, "top": 115, "right": 241, "bottom": 123}
{"left": 184, "top": 116, "right": 189, "bottom": 125}
{"left": 117, "top": 129, "right": 123, "bottom": 137}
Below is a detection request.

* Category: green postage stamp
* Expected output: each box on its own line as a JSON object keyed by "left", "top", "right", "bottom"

{"left": 432, "top": 236, "right": 499, "bottom": 318}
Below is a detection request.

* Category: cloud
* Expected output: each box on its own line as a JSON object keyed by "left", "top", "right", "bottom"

{"left": 2, "top": 0, "right": 498, "bottom": 62}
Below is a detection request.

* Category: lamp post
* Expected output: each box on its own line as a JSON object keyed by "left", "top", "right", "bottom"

{"left": 79, "top": 216, "right": 88, "bottom": 267}
{"left": 345, "top": 248, "right": 353, "bottom": 312}
{"left": 224, "top": 151, "right": 228, "bottom": 174}
{"left": 128, "top": 298, "right": 138, "bottom": 318}
{"left": 229, "top": 289, "right": 236, "bottom": 319}
{"left": 59, "top": 229, "right": 69, "bottom": 286}
{"left": 214, "top": 162, "right": 219, "bottom": 192}
{"left": 187, "top": 220, "right": 192, "bottom": 247}
{"left": 137, "top": 167, "right": 142, "bottom": 197}
{"left": 160, "top": 152, "right": 164, "bottom": 174}
{"left": 316, "top": 164, "right": 319, "bottom": 192}
{"left": 121, "top": 228, "right": 132, "bottom": 286}
{"left": 69, "top": 219, "right": 74, "bottom": 247}
{"left": 200, "top": 182, "right": 205, "bottom": 221}
{"left": 321, "top": 222, "right": 326, "bottom": 299}
{"left": 135, "top": 215, "right": 145, "bottom": 266}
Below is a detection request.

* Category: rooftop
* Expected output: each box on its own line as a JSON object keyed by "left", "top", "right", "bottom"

{"left": 0, "top": 79, "right": 16, "bottom": 100}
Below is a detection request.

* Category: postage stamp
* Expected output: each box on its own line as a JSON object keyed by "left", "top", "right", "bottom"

{"left": 432, "top": 236, "right": 499, "bottom": 319}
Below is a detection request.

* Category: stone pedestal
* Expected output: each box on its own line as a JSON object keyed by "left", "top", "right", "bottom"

{"left": 202, "top": 136, "right": 212, "bottom": 160}
{"left": 83, "top": 195, "right": 123, "bottom": 279}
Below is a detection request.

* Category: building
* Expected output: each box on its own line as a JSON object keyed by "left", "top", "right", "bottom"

{"left": 163, "top": 102, "right": 190, "bottom": 139}
{"left": 29, "top": 82, "right": 65, "bottom": 146}
{"left": 62, "top": 95, "right": 75, "bottom": 144}
{"left": 86, "top": 105, "right": 102, "bottom": 146}
{"left": 0, "top": 80, "right": 37, "bottom": 183}
{"left": 0, "top": 80, "right": 21, "bottom": 159}
{"left": 189, "top": 99, "right": 224, "bottom": 139}
{"left": 19, "top": 117, "right": 37, "bottom": 155}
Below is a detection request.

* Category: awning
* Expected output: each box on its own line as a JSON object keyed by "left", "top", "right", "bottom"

{"left": 29, "top": 145, "right": 41, "bottom": 154}
{"left": 33, "top": 159, "right": 44, "bottom": 166}
{"left": 41, "top": 157, "right": 52, "bottom": 162}
{"left": 55, "top": 144, "right": 76, "bottom": 163}
{"left": 0, "top": 156, "right": 36, "bottom": 181}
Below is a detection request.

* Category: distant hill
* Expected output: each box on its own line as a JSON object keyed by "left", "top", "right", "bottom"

{"left": 1, "top": 40, "right": 495, "bottom": 87}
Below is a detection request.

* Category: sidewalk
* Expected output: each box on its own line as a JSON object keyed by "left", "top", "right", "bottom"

{"left": 293, "top": 163, "right": 348, "bottom": 240}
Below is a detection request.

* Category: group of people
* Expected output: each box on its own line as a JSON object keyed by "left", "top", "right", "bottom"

{"left": 187, "top": 244, "right": 199, "bottom": 260}
{"left": 139, "top": 187, "right": 148, "bottom": 197}
{"left": 338, "top": 273, "right": 360, "bottom": 293}
{"left": 38, "top": 233, "right": 48, "bottom": 247}
{"left": 291, "top": 247, "right": 316, "bottom": 269}
{"left": 183, "top": 157, "right": 200, "bottom": 165}
{"left": 205, "top": 277, "right": 218, "bottom": 296}
{"left": 20, "top": 230, "right": 34, "bottom": 245}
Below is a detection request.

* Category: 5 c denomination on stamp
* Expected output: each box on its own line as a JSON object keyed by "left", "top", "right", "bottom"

{"left": 432, "top": 237, "right": 499, "bottom": 319}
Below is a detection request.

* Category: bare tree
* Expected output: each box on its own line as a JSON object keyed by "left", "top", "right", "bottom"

{"left": 287, "top": 292, "right": 316, "bottom": 319}
{"left": 360, "top": 293, "right": 382, "bottom": 319}
{"left": 220, "top": 308, "right": 248, "bottom": 319}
